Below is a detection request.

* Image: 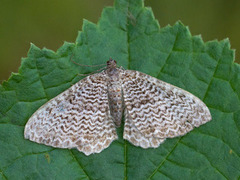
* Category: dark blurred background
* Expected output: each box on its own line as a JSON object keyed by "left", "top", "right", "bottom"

{"left": 1, "top": 0, "right": 240, "bottom": 81}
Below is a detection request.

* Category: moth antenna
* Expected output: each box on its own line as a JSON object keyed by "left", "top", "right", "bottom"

{"left": 78, "top": 66, "right": 107, "bottom": 76}
{"left": 70, "top": 54, "right": 106, "bottom": 67}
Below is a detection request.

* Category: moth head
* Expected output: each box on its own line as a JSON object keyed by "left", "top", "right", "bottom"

{"left": 107, "top": 58, "right": 117, "bottom": 69}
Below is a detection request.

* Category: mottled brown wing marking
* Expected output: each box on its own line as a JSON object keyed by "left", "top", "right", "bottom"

{"left": 123, "top": 108, "right": 165, "bottom": 148}
{"left": 122, "top": 70, "right": 212, "bottom": 141}
{"left": 24, "top": 71, "right": 117, "bottom": 156}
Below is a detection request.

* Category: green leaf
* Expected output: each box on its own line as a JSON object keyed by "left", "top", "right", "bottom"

{"left": 1, "top": 0, "right": 240, "bottom": 179}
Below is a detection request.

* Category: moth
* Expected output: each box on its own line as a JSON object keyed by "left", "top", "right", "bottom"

{"left": 24, "top": 59, "right": 211, "bottom": 155}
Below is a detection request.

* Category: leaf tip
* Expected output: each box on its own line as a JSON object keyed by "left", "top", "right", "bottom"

{"left": 28, "top": 43, "right": 42, "bottom": 58}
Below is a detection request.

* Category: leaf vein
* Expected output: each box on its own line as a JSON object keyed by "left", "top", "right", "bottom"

{"left": 180, "top": 141, "right": 228, "bottom": 179}
{"left": 69, "top": 150, "right": 90, "bottom": 180}
{"left": 147, "top": 138, "right": 180, "bottom": 180}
